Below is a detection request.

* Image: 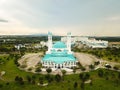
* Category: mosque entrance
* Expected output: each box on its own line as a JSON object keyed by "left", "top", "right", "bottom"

{"left": 58, "top": 64, "right": 60, "bottom": 69}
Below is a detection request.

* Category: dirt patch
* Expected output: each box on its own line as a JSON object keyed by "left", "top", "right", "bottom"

{"left": 18, "top": 53, "right": 42, "bottom": 69}
{"left": 75, "top": 52, "right": 99, "bottom": 67}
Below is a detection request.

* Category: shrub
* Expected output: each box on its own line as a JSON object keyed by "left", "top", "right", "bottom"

{"left": 55, "top": 74, "right": 62, "bottom": 82}
{"left": 113, "top": 65, "right": 120, "bottom": 70}
{"left": 89, "top": 64, "right": 95, "bottom": 70}
{"left": 20, "top": 65, "right": 27, "bottom": 68}
{"left": 26, "top": 75, "right": 31, "bottom": 83}
{"left": 15, "top": 76, "right": 24, "bottom": 85}
{"left": 81, "top": 67, "right": 86, "bottom": 71}
{"left": 61, "top": 70, "right": 66, "bottom": 76}
{"left": 35, "top": 67, "right": 41, "bottom": 72}
{"left": 28, "top": 67, "right": 32, "bottom": 71}
{"left": 73, "top": 67, "right": 76, "bottom": 73}
{"left": 98, "top": 69, "right": 104, "bottom": 77}
{"left": 73, "top": 82, "right": 78, "bottom": 88}
{"left": 113, "top": 66, "right": 119, "bottom": 70}
{"left": 46, "top": 68, "right": 52, "bottom": 73}
{"left": 94, "top": 61, "right": 100, "bottom": 65}
{"left": 0, "top": 84, "right": 3, "bottom": 88}
{"left": 105, "top": 65, "right": 111, "bottom": 69}
{"left": 79, "top": 73, "right": 90, "bottom": 82}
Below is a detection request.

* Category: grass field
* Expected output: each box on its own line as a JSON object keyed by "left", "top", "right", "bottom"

{"left": 0, "top": 55, "right": 120, "bottom": 90}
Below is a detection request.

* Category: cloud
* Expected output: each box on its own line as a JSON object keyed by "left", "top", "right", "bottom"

{"left": 0, "top": 18, "right": 8, "bottom": 23}
{"left": 0, "top": 0, "right": 120, "bottom": 36}
{"left": 106, "top": 16, "right": 120, "bottom": 21}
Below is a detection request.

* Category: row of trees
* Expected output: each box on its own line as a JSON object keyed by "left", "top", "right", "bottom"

{"left": 10, "top": 69, "right": 120, "bottom": 89}
{"left": 14, "top": 74, "right": 62, "bottom": 85}
{"left": 74, "top": 69, "right": 120, "bottom": 89}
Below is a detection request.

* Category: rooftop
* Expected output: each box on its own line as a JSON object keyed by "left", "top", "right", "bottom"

{"left": 53, "top": 41, "right": 67, "bottom": 48}
{"left": 42, "top": 54, "right": 76, "bottom": 64}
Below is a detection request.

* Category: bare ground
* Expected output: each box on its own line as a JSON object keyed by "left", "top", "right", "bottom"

{"left": 75, "top": 52, "right": 99, "bottom": 66}
{"left": 18, "top": 53, "right": 42, "bottom": 69}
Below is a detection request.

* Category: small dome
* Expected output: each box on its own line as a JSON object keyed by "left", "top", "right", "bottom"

{"left": 53, "top": 41, "right": 66, "bottom": 48}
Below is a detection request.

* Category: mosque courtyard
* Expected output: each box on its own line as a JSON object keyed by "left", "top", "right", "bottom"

{"left": 18, "top": 52, "right": 94, "bottom": 74}
{"left": 18, "top": 52, "right": 120, "bottom": 75}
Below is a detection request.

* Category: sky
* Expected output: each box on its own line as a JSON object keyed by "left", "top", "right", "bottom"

{"left": 0, "top": 0, "right": 120, "bottom": 36}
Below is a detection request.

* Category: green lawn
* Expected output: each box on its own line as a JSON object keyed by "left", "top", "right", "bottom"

{"left": 0, "top": 55, "right": 120, "bottom": 90}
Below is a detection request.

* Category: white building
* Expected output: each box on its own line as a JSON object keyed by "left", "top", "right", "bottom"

{"left": 14, "top": 44, "right": 25, "bottom": 50}
{"left": 61, "top": 36, "right": 108, "bottom": 48}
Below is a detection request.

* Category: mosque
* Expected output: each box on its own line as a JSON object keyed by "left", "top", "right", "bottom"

{"left": 41, "top": 32, "right": 77, "bottom": 69}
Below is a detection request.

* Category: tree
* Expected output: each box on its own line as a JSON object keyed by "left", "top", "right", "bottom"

{"left": 74, "top": 82, "right": 78, "bottom": 89}
{"left": 85, "top": 73, "right": 90, "bottom": 80}
{"left": 98, "top": 69, "right": 104, "bottom": 77}
{"left": 105, "top": 65, "right": 111, "bottom": 69}
{"left": 15, "top": 76, "right": 19, "bottom": 82}
{"left": 19, "top": 77, "right": 24, "bottom": 85}
{"left": 39, "top": 77, "right": 43, "bottom": 85}
{"left": 26, "top": 75, "right": 31, "bottom": 83}
{"left": 94, "top": 61, "right": 100, "bottom": 65}
{"left": 55, "top": 74, "right": 61, "bottom": 82}
{"left": 108, "top": 57, "right": 112, "bottom": 60}
{"left": 80, "top": 82, "right": 85, "bottom": 90}
{"left": 89, "top": 64, "right": 95, "bottom": 70}
{"left": 32, "top": 75, "right": 36, "bottom": 80}
{"left": 79, "top": 73, "right": 84, "bottom": 80}
{"left": 114, "top": 79, "right": 119, "bottom": 86}
{"left": 81, "top": 67, "right": 86, "bottom": 71}
{"left": 118, "top": 73, "right": 120, "bottom": 80}
{"left": 113, "top": 66, "right": 119, "bottom": 70}
{"left": 15, "top": 76, "right": 24, "bottom": 85}
{"left": 46, "top": 68, "right": 52, "bottom": 74}
{"left": 61, "top": 70, "right": 66, "bottom": 81}
{"left": 45, "top": 74, "right": 50, "bottom": 80}
{"left": 31, "top": 80, "right": 35, "bottom": 85}
{"left": 61, "top": 70, "right": 66, "bottom": 76}
{"left": 90, "top": 80, "right": 93, "bottom": 86}
{"left": 79, "top": 73, "right": 90, "bottom": 82}
{"left": 0, "top": 84, "right": 3, "bottom": 88}
{"left": 73, "top": 67, "right": 76, "bottom": 73}
{"left": 20, "top": 47, "right": 26, "bottom": 56}
{"left": 35, "top": 67, "right": 41, "bottom": 72}
{"left": 6, "top": 82, "right": 9, "bottom": 85}
{"left": 45, "top": 74, "right": 53, "bottom": 83}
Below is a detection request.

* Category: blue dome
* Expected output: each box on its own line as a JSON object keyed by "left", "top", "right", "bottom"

{"left": 53, "top": 41, "right": 66, "bottom": 48}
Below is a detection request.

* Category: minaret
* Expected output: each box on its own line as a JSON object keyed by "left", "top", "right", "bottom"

{"left": 47, "top": 32, "right": 52, "bottom": 54}
{"left": 67, "top": 32, "right": 72, "bottom": 54}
